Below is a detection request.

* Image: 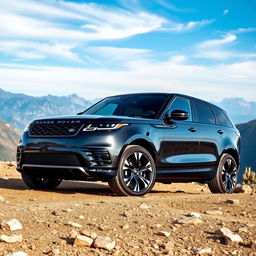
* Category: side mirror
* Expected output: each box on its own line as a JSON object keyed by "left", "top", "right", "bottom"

{"left": 170, "top": 110, "right": 188, "bottom": 121}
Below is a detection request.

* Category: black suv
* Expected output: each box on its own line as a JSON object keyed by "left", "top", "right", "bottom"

{"left": 17, "top": 93, "right": 240, "bottom": 196}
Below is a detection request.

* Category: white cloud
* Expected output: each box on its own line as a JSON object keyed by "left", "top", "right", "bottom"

{"left": 0, "top": 60, "right": 255, "bottom": 101}
{"left": 163, "top": 19, "right": 215, "bottom": 32}
{"left": 230, "top": 27, "right": 256, "bottom": 34}
{"left": 223, "top": 9, "right": 229, "bottom": 15}
{"left": 0, "top": 0, "right": 166, "bottom": 41}
{"left": 91, "top": 47, "right": 151, "bottom": 61}
{"left": 0, "top": 41, "right": 81, "bottom": 62}
{"left": 198, "top": 34, "right": 237, "bottom": 48}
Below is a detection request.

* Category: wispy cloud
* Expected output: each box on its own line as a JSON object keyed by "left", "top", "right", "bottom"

{"left": 230, "top": 27, "right": 256, "bottom": 34}
{"left": 163, "top": 19, "right": 215, "bottom": 32}
{"left": 198, "top": 34, "right": 237, "bottom": 48}
{"left": 0, "top": 0, "right": 166, "bottom": 41}
{"left": 0, "top": 59, "right": 256, "bottom": 100}
{"left": 223, "top": 9, "right": 229, "bottom": 15}
{"left": 91, "top": 47, "right": 151, "bottom": 61}
{"left": 0, "top": 41, "right": 81, "bottom": 62}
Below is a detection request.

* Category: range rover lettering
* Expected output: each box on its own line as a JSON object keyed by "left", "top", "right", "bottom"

{"left": 17, "top": 93, "right": 240, "bottom": 196}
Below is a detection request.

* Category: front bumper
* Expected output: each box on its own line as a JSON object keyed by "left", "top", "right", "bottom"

{"left": 16, "top": 129, "right": 129, "bottom": 181}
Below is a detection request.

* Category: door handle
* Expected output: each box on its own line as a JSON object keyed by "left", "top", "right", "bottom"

{"left": 189, "top": 127, "right": 197, "bottom": 132}
{"left": 217, "top": 130, "right": 224, "bottom": 134}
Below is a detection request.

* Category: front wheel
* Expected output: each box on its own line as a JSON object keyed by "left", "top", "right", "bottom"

{"left": 109, "top": 145, "right": 156, "bottom": 196}
{"left": 208, "top": 153, "right": 238, "bottom": 193}
{"left": 21, "top": 173, "right": 62, "bottom": 190}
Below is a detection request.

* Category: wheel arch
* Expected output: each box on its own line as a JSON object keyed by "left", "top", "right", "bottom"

{"left": 221, "top": 148, "right": 240, "bottom": 167}
{"left": 117, "top": 138, "right": 158, "bottom": 166}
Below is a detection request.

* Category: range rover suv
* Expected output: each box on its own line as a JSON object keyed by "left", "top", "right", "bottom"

{"left": 17, "top": 93, "right": 240, "bottom": 196}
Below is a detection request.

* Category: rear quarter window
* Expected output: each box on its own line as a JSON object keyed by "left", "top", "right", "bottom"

{"left": 211, "top": 106, "right": 233, "bottom": 128}
{"left": 193, "top": 101, "right": 216, "bottom": 124}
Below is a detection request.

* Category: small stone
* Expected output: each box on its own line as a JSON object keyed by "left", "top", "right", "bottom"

{"left": 153, "top": 244, "right": 159, "bottom": 249}
{"left": 70, "top": 229, "right": 79, "bottom": 239}
{"left": 226, "top": 199, "right": 240, "bottom": 205}
{"left": 64, "top": 208, "right": 73, "bottom": 213}
{"left": 0, "top": 195, "right": 5, "bottom": 201}
{"left": 155, "top": 224, "right": 162, "bottom": 228}
{"left": 1, "top": 219, "right": 23, "bottom": 231}
{"left": 249, "top": 240, "right": 256, "bottom": 249}
{"left": 3, "top": 252, "right": 28, "bottom": 256}
{"left": 205, "top": 210, "right": 222, "bottom": 215}
{"left": 67, "top": 221, "right": 82, "bottom": 228}
{"left": 93, "top": 236, "right": 116, "bottom": 251}
{"left": 187, "top": 212, "right": 201, "bottom": 218}
{"left": 176, "top": 216, "right": 202, "bottom": 225}
{"left": 98, "top": 225, "right": 110, "bottom": 231}
{"left": 195, "top": 248, "right": 212, "bottom": 254}
{"left": 216, "top": 227, "right": 243, "bottom": 245}
{"left": 73, "top": 235, "right": 93, "bottom": 247}
{"left": 51, "top": 211, "right": 60, "bottom": 216}
{"left": 157, "top": 231, "right": 171, "bottom": 237}
{"left": 122, "top": 224, "right": 129, "bottom": 230}
{"left": 139, "top": 203, "right": 149, "bottom": 209}
{"left": 238, "top": 227, "right": 248, "bottom": 233}
{"left": 234, "top": 184, "right": 252, "bottom": 194}
{"left": 79, "top": 230, "right": 97, "bottom": 239}
{"left": 122, "top": 211, "right": 132, "bottom": 218}
{"left": 78, "top": 215, "right": 85, "bottom": 220}
{"left": 0, "top": 234, "right": 23, "bottom": 243}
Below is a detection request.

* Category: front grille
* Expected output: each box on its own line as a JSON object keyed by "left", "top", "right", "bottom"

{"left": 22, "top": 153, "right": 82, "bottom": 166}
{"left": 82, "top": 148, "right": 112, "bottom": 166}
{"left": 29, "top": 123, "right": 83, "bottom": 137}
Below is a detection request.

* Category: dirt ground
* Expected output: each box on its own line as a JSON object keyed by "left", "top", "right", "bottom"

{"left": 0, "top": 162, "right": 255, "bottom": 256}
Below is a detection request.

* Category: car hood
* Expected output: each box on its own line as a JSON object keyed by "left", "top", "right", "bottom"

{"left": 31, "top": 114, "right": 163, "bottom": 125}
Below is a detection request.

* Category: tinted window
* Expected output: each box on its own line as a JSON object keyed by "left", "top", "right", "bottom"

{"left": 211, "top": 106, "right": 233, "bottom": 128}
{"left": 194, "top": 101, "right": 215, "bottom": 124}
{"left": 167, "top": 97, "right": 192, "bottom": 121}
{"left": 84, "top": 94, "right": 168, "bottom": 119}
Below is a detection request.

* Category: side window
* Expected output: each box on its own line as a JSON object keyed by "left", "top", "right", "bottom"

{"left": 211, "top": 106, "right": 233, "bottom": 128}
{"left": 194, "top": 101, "right": 215, "bottom": 124}
{"left": 167, "top": 97, "right": 192, "bottom": 121}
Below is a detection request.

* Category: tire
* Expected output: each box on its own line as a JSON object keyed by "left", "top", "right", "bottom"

{"left": 208, "top": 153, "right": 238, "bottom": 194}
{"left": 21, "top": 173, "right": 62, "bottom": 190}
{"left": 108, "top": 145, "right": 156, "bottom": 196}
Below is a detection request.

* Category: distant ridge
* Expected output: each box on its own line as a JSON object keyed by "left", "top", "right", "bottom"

{"left": 0, "top": 120, "right": 20, "bottom": 161}
{"left": 0, "top": 88, "right": 92, "bottom": 130}
{"left": 237, "top": 119, "right": 256, "bottom": 181}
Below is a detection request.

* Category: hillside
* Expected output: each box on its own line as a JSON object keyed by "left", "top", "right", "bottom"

{"left": 0, "top": 89, "right": 92, "bottom": 130}
{"left": 0, "top": 120, "right": 20, "bottom": 161}
{"left": 237, "top": 120, "right": 256, "bottom": 175}
{"left": 0, "top": 163, "right": 255, "bottom": 256}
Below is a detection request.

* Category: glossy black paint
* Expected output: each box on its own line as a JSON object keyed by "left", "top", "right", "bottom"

{"left": 17, "top": 93, "right": 240, "bottom": 183}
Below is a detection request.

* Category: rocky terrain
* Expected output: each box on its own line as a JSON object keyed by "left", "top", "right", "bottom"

{"left": 0, "top": 162, "right": 255, "bottom": 256}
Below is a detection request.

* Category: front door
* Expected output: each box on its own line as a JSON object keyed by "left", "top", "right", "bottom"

{"left": 160, "top": 96, "right": 201, "bottom": 169}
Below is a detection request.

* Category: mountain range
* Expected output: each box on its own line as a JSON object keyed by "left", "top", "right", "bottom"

{"left": 0, "top": 89, "right": 256, "bottom": 130}
{"left": 0, "top": 120, "right": 20, "bottom": 161}
{"left": 0, "top": 88, "right": 92, "bottom": 130}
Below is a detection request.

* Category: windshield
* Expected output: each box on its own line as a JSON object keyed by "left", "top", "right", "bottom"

{"left": 83, "top": 94, "right": 168, "bottom": 119}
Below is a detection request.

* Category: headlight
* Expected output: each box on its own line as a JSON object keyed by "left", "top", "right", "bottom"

{"left": 83, "top": 123, "right": 128, "bottom": 131}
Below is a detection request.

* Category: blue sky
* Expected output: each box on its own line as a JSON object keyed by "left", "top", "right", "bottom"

{"left": 0, "top": 0, "right": 255, "bottom": 100}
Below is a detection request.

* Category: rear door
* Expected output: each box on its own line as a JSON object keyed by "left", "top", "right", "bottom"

{"left": 191, "top": 100, "right": 221, "bottom": 167}
{"left": 161, "top": 96, "right": 201, "bottom": 168}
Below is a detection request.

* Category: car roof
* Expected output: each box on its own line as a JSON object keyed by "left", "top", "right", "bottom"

{"left": 108, "top": 92, "right": 223, "bottom": 111}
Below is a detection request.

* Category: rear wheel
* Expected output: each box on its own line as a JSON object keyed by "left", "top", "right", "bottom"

{"left": 109, "top": 145, "right": 156, "bottom": 196}
{"left": 208, "top": 153, "right": 238, "bottom": 193}
{"left": 21, "top": 173, "right": 62, "bottom": 190}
